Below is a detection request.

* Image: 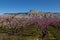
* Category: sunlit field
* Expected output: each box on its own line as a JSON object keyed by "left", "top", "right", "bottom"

{"left": 0, "top": 16, "right": 60, "bottom": 40}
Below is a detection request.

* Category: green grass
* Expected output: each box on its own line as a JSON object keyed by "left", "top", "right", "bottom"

{"left": 0, "top": 24, "right": 40, "bottom": 40}
{"left": 7, "top": 36, "right": 39, "bottom": 40}
{"left": 0, "top": 33, "right": 39, "bottom": 40}
{"left": 48, "top": 26, "right": 60, "bottom": 40}
{"left": 0, "top": 24, "right": 60, "bottom": 40}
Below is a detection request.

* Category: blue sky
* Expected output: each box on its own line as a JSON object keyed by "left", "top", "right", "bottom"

{"left": 0, "top": 0, "right": 60, "bottom": 14}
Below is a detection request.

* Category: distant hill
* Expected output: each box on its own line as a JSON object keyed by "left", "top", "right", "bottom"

{"left": 3, "top": 10, "right": 60, "bottom": 18}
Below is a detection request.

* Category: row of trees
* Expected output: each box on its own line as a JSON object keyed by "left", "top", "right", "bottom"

{"left": 33, "top": 16, "right": 60, "bottom": 40}
{"left": 0, "top": 15, "right": 60, "bottom": 40}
